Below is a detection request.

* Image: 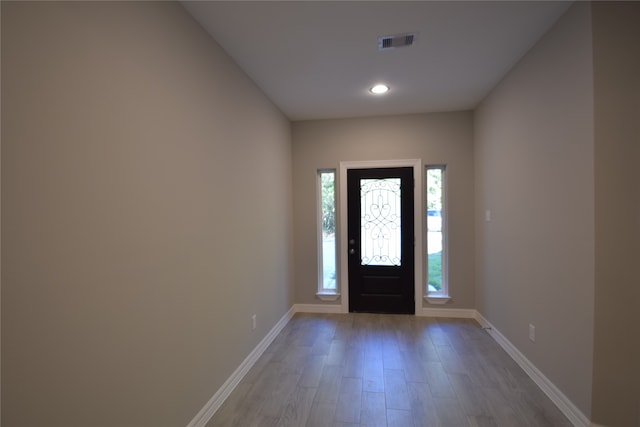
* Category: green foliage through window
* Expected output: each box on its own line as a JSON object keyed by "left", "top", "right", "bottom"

{"left": 319, "top": 170, "right": 337, "bottom": 291}
{"left": 426, "top": 169, "right": 442, "bottom": 210}
{"left": 428, "top": 252, "right": 442, "bottom": 290}
{"left": 321, "top": 172, "right": 335, "bottom": 235}
{"left": 426, "top": 166, "right": 445, "bottom": 294}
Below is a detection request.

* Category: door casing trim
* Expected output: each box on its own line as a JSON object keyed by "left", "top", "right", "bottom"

{"left": 339, "top": 159, "right": 423, "bottom": 314}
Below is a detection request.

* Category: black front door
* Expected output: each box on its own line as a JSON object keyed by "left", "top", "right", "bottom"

{"left": 347, "top": 167, "right": 414, "bottom": 314}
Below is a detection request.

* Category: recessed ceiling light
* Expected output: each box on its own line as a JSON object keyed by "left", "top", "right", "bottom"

{"left": 370, "top": 84, "right": 389, "bottom": 95}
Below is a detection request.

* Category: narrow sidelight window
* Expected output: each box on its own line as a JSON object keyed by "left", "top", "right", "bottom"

{"left": 426, "top": 166, "right": 447, "bottom": 296}
{"left": 318, "top": 170, "right": 337, "bottom": 292}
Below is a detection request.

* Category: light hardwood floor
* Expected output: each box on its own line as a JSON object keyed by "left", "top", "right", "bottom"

{"left": 206, "top": 313, "right": 573, "bottom": 427}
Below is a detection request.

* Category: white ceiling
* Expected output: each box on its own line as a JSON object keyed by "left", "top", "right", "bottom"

{"left": 182, "top": 1, "right": 572, "bottom": 121}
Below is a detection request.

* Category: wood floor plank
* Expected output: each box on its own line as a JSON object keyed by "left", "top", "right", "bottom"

{"left": 406, "top": 381, "right": 439, "bottom": 427}
{"left": 258, "top": 372, "right": 300, "bottom": 419}
{"left": 204, "top": 381, "right": 252, "bottom": 426}
{"left": 432, "top": 396, "right": 471, "bottom": 427}
{"left": 310, "top": 333, "right": 333, "bottom": 356}
{"left": 435, "top": 343, "right": 469, "bottom": 375}
{"left": 467, "top": 414, "right": 499, "bottom": 427}
{"left": 460, "top": 354, "right": 500, "bottom": 388}
{"left": 360, "top": 391, "right": 387, "bottom": 427}
{"left": 334, "top": 377, "right": 363, "bottom": 424}
{"left": 382, "top": 345, "right": 404, "bottom": 371}
{"left": 327, "top": 339, "right": 349, "bottom": 366}
{"left": 448, "top": 372, "right": 494, "bottom": 417}
{"left": 519, "top": 380, "right": 574, "bottom": 426}
{"left": 281, "top": 345, "right": 314, "bottom": 376}
{"left": 363, "top": 350, "right": 385, "bottom": 393}
{"left": 387, "top": 408, "right": 415, "bottom": 427}
{"left": 424, "top": 361, "right": 456, "bottom": 399}
{"left": 342, "top": 348, "right": 365, "bottom": 379}
{"left": 306, "top": 401, "right": 336, "bottom": 427}
{"left": 384, "top": 368, "right": 411, "bottom": 410}
{"left": 401, "top": 350, "right": 429, "bottom": 383}
{"left": 416, "top": 338, "right": 441, "bottom": 363}
{"left": 298, "top": 354, "right": 327, "bottom": 388}
{"left": 313, "top": 364, "right": 342, "bottom": 404}
{"left": 205, "top": 313, "right": 573, "bottom": 427}
{"left": 210, "top": 384, "right": 263, "bottom": 427}
{"left": 426, "top": 323, "right": 451, "bottom": 347}
{"left": 277, "top": 386, "right": 317, "bottom": 427}
{"left": 482, "top": 386, "right": 525, "bottom": 427}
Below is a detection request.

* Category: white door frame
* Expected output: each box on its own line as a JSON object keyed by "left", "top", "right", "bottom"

{"left": 339, "top": 159, "right": 423, "bottom": 314}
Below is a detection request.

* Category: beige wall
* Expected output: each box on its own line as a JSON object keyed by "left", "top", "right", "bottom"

{"left": 591, "top": 3, "right": 640, "bottom": 425}
{"left": 474, "top": 3, "right": 595, "bottom": 417}
{"left": 1, "top": 2, "right": 292, "bottom": 426}
{"left": 292, "top": 112, "right": 475, "bottom": 309}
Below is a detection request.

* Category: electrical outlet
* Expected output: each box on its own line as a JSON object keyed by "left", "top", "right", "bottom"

{"left": 529, "top": 324, "right": 536, "bottom": 342}
{"left": 251, "top": 314, "right": 257, "bottom": 331}
{"left": 485, "top": 209, "right": 492, "bottom": 222}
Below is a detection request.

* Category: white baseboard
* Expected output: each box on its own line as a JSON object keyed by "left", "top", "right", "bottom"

{"left": 417, "top": 307, "right": 477, "bottom": 318}
{"left": 186, "top": 305, "right": 296, "bottom": 427}
{"left": 294, "top": 303, "right": 344, "bottom": 314}
{"left": 474, "top": 312, "right": 591, "bottom": 427}
{"left": 297, "top": 305, "right": 477, "bottom": 318}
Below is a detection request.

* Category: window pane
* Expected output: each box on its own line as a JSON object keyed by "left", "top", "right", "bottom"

{"left": 360, "top": 178, "right": 401, "bottom": 266}
{"left": 320, "top": 172, "right": 336, "bottom": 289}
{"left": 426, "top": 168, "right": 443, "bottom": 292}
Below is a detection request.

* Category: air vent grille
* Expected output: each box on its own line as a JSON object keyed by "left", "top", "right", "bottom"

{"left": 378, "top": 33, "right": 417, "bottom": 50}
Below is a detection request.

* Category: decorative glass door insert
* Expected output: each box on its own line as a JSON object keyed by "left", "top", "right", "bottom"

{"left": 360, "top": 178, "right": 402, "bottom": 266}
{"left": 348, "top": 167, "right": 414, "bottom": 314}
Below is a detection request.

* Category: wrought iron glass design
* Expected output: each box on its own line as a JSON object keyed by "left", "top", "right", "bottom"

{"left": 360, "top": 178, "right": 402, "bottom": 266}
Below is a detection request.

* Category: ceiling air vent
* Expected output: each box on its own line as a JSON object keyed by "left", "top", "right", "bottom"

{"left": 378, "top": 32, "right": 417, "bottom": 51}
